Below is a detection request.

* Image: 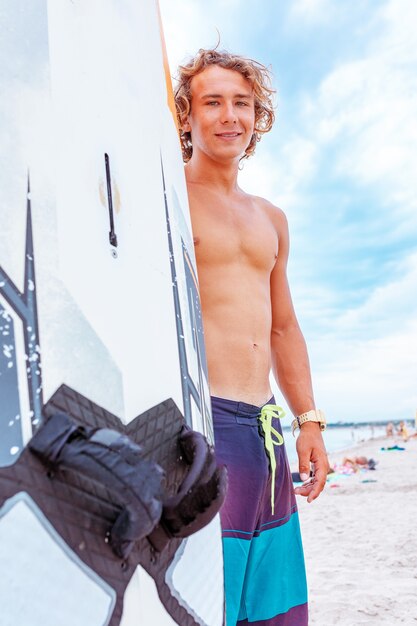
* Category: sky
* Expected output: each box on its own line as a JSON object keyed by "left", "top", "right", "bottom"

{"left": 159, "top": 0, "right": 417, "bottom": 424}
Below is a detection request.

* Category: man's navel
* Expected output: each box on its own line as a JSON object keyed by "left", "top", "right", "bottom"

{"left": 193, "top": 236, "right": 200, "bottom": 246}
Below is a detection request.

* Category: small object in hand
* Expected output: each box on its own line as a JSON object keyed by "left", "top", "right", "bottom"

{"left": 291, "top": 470, "right": 314, "bottom": 482}
{"left": 301, "top": 477, "right": 315, "bottom": 487}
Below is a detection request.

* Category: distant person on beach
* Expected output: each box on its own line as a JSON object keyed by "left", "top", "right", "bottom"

{"left": 397, "top": 421, "right": 409, "bottom": 442}
{"left": 386, "top": 422, "right": 394, "bottom": 437}
{"left": 341, "top": 455, "right": 377, "bottom": 471}
{"left": 175, "top": 48, "right": 328, "bottom": 626}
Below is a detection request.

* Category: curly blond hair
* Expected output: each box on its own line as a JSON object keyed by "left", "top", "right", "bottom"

{"left": 174, "top": 48, "right": 275, "bottom": 162}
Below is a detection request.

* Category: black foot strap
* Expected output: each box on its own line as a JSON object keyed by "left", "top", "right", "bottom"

{"left": 148, "top": 426, "right": 228, "bottom": 551}
{"left": 29, "top": 413, "right": 164, "bottom": 559}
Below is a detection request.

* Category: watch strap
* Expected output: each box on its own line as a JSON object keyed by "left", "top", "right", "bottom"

{"left": 291, "top": 409, "right": 326, "bottom": 436}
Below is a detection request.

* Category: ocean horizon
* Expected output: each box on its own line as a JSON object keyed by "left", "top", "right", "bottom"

{"left": 282, "top": 422, "right": 411, "bottom": 466}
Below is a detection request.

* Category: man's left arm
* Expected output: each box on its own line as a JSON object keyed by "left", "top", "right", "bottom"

{"left": 269, "top": 208, "right": 329, "bottom": 502}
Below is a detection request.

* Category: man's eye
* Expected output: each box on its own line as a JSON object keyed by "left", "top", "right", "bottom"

{"left": 207, "top": 101, "right": 219, "bottom": 106}
{"left": 236, "top": 101, "right": 249, "bottom": 106}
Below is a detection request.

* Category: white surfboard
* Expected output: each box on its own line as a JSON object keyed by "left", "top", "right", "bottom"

{"left": 0, "top": 1, "right": 224, "bottom": 624}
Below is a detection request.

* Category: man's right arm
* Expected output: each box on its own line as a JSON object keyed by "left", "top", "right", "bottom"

{"left": 269, "top": 206, "right": 328, "bottom": 501}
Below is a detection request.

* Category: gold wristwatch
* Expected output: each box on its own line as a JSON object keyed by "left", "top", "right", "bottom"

{"left": 291, "top": 409, "right": 326, "bottom": 436}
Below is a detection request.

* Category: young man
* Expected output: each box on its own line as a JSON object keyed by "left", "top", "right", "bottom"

{"left": 175, "top": 49, "right": 329, "bottom": 626}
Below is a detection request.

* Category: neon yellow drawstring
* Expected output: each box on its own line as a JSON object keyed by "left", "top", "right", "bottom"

{"left": 258, "top": 404, "right": 285, "bottom": 515}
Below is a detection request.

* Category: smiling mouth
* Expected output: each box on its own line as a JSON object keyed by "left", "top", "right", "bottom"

{"left": 215, "top": 132, "right": 242, "bottom": 138}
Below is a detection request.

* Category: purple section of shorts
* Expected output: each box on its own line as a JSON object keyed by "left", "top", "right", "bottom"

{"left": 211, "top": 395, "right": 297, "bottom": 541}
{"left": 237, "top": 601, "right": 308, "bottom": 626}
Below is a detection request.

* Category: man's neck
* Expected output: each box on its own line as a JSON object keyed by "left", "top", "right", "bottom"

{"left": 185, "top": 152, "right": 240, "bottom": 195}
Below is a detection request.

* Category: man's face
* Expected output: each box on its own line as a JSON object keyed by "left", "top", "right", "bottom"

{"left": 183, "top": 65, "right": 255, "bottom": 162}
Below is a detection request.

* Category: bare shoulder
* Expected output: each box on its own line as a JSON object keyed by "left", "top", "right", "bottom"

{"left": 250, "top": 194, "right": 288, "bottom": 233}
{"left": 247, "top": 194, "right": 290, "bottom": 264}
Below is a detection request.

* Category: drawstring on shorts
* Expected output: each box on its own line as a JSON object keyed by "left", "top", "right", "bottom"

{"left": 258, "top": 404, "right": 285, "bottom": 514}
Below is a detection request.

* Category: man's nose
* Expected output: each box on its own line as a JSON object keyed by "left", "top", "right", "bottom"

{"left": 221, "top": 102, "right": 237, "bottom": 124}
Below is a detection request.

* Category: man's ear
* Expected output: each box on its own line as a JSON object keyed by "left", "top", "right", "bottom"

{"left": 182, "top": 117, "right": 191, "bottom": 133}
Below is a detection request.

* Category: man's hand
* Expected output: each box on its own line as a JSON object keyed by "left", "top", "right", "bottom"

{"left": 293, "top": 422, "right": 329, "bottom": 503}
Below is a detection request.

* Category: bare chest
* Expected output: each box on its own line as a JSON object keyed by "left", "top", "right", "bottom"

{"left": 189, "top": 195, "right": 278, "bottom": 272}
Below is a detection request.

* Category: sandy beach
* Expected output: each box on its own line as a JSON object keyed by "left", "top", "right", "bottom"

{"left": 295, "top": 435, "right": 417, "bottom": 625}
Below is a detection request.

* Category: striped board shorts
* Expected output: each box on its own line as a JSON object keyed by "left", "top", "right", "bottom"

{"left": 211, "top": 396, "right": 308, "bottom": 626}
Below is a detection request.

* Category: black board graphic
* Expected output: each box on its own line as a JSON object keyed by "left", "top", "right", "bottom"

{"left": 162, "top": 160, "right": 213, "bottom": 443}
{"left": 0, "top": 180, "right": 43, "bottom": 466}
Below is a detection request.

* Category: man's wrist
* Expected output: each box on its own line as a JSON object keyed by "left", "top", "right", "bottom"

{"left": 291, "top": 409, "right": 326, "bottom": 436}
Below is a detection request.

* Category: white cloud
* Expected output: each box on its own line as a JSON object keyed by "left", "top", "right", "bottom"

{"left": 333, "top": 252, "right": 417, "bottom": 337}
{"left": 289, "top": 0, "right": 417, "bottom": 421}
{"left": 310, "top": 319, "right": 417, "bottom": 423}
{"left": 239, "top": 136, "right": 318, "bottom": 213}
{"left": 305, "top": 250, "right": 417, "bottom": 422}
{"left": 272, "top": 310, "right": 417, "bottom": 424}
{"left": 305, "top": 0, "right": 417, "bottom": 221}
{"left": 378, "top": 0, "right": 417, "bottom": 62}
